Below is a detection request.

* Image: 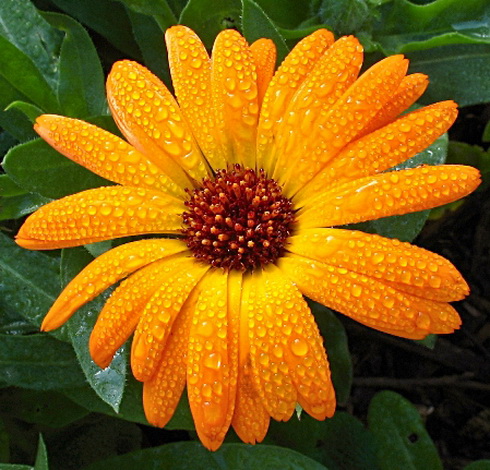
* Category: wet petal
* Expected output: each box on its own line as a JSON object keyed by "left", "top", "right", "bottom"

{"left": 272, "top": 36, "right": 363, "bottom": 182}
{"left": 298, "top": 165, "right": 481, "bottom": 228}
{"left": 16, "top": 186, "right": 185, "bottom": 249}
{"left": 39, "top": 239, "right": 186, "bottom": 331}
{"left": 256, "top": 29, "right": 334, "bottom": 174}
{"left": 165, "top": 25, "right": 226, "bottom": 169}
{"left": 361, "top": 73, "right": 429, "bottom": 136}
{"left": 89, "top": 257, "right": 182, "bottom": 369}
{"left": 131, "top": 256, "right": 209, "bottom": 382}
{"left": 143, "top": 279, "right": 198, "bottom": 428}
{"left": 232, "top": 360, "right": 270, "bottom": 444}
{"left": 299, "top": 101, "right": 458, "bottom": 198}
{"left": 288, "top": 228, "right": 469, "bottom": 301}
{"left": 250, "top": 38, "right": 276, "bottom": 106}
{"left": 211, "top": 29, "right": 259, "bottom": 168}
{"left": 107, "top": 60, "right": 206, "bottom": 188}
{"left": 187, "top": 269, "right": 237, "bottom": 451}
{"left": 280, "top": 253, "right": 462, "bottom": 339}
{"left": 280, "top": 55, "right": 409, "bottom": 196}
{"left": 262, "top": 265, "right": 336, "bottom": 420}
{"left": 35, "top": 114, "right": 182, "bottom": 197}
{"left": 241, "top": 270, "right": 297, "bottom": 421}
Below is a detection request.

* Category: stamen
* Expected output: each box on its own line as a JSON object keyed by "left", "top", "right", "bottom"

{"left": 182, "top": 165, "right": 296, "bottom": 271}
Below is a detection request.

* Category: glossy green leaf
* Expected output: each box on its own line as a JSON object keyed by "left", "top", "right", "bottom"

{"left": 252, "top": 0, "right": 310, "bottom": 28}
{"left": 47, "top": 0, "right": 141, "bottom": 59}
{"left": 3, "top": 138, "right": 111, "bottom": 199}
{"left": 0, "top": 334, "right": 85, "bottom": 390}
{"left": 127, "top": 9, "right": 172, "bottom": 85}
{"left": 0, "top": 464, "right": 32, "bottom": 469}
{"left": 241, "top": 0, "right": 289, "bottom": 62}
{"left": 179, "top": 0, "right": 241, "bottom": 49}
{"left": 33, "top": 436, "right": 49, "bottom": 470}
{"left": 44, "top": 12, "right": 107, "bottom": 118}
{"left": 63, "top": 376, "right": 194, "bottom": 430}
{"left": 0, "top": 192, "right": 51, "bottom": 221}
{"left": 368, "top": 391, "right": 443, "bottom": 470}
{"left": 61, "top": 247, "right": 127, "bottom": 413}
{"left": 114, "top": 0, "right": 177, "bottom": 30}
{"left": 84, "top": 442, "right": 328, "bottom": 470}
{"left": 408, "top": 44, "right": 490, "bottom": 107}
{"left": 0, "top": 232, "right": 59, "bottom": 328}
{"left": 356, "top": 133, "right": 448, "bottom": 242}
{"left": 375, "top": 0, "right": 490, "bottom": 54}
{"left": 267, "top": 412, "right": 379, "bottom": 470}
{"left": 310, "top": 302, "right": 352, "bottom": 404}
{"left": 0, "top": 174, "right": 24, "bottom": 197}
{"left": 5, "top": 101, "right": 44, "bottom": 123}
{"left": 0, "top": 0, "right": 62, "bottom": 88}
{"left": 318, "top": 0, "right": 371, "bottom": 35}
{"left": 0, "top": 389, "right": 89, "bottom": 428}
{"left": 0, "top": 35, "right": 58, "bottom": 112}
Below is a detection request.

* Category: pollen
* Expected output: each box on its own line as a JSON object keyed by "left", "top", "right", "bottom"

{"left": 182, "top": 165, "right": 295, "bottom": 271}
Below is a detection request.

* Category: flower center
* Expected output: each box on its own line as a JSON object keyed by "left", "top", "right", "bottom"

{"left": 182, "top": 165, "right": 296, "bottom": 271}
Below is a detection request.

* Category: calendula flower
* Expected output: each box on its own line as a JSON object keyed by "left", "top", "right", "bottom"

{"left": 16, "top": 26, "right": 479, "bottom": 450}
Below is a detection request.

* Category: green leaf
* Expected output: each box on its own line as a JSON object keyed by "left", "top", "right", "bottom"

{"left": 310, "top": 302, "right": 352, "bottom": 404}
{"left": 0, "top": 0, "right": 63, "bottom": 88}
{"left": 267, "top": 412, "right": 379, "bottom": 470}
{"left": 61, "top": 247, "right": 127, "bottom": 413}
{"left": 368, "top": 391, "right": 443, "bottom": 470}
{"left": 318, "top": 0, "right": 371, "bottom": 35}
{"left": 43, "top": 12, "right": 107, "bottom": 118}
{"left": 0, "top": 416, "right": 9, "bottom": 462}
{"left": 0, "top": 232, "right": 60, "bottom": 328}
{"left": 0, "top": 333, "right": 86, "bottom": 390}
{"left": 0, "top": 389, "right": 89, "bottom": 428}
{"left": 408, "top": 44, "right": 490, "bottom": 107}
{"left": 3, "top": 138, "right": 111, "bottom": 199}
{"left": 179, "top": 0, "right": 242, "bottom": 49}
{"left": 127, "top": 9, "right": 172, "bottom": 85}
{"left": 63, "top": 376, "right": 195, "bottom": 430}
{"left": 33, "top": 436, "right": 49, "bottom": 470}
{"left": 114, "top": 0, "right": 178, "bottom": 30}
{"left": 0, "top": 35, "right": 59, "bottom": 112}
{"left": 241, "top": 0, "right": 289, "bottom": 62}
{"left": 0, "top": 192, "right": 51, "bottom": 221}
{"left": 356, "top": 133, "right": 448, "bottom": 242}
{"left": 464, "top": 461, "right": 490, "bottom": 470}
{"left": 251, "top": 0, "right": 310, "bottom": 28}
{"left": 0, "top": 174, "right": 24, "bottom": 197}
{"left": 83, "top": 442, "right": 328, "bottom": 470}
{"left": 375, "top": 0, "right": 490, "bottom": 54}
{"left": 47, "top": 0, "right": 141, "bottom": 59}
{"left": 5, "top": 101, "right": 44, "bottom": 123}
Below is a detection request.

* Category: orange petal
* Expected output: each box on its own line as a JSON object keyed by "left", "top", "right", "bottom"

{"left": 232, "top": 360, "right": 270, "bottom": 444}
{"left": 89, "top": 256, "right": 190, "bottom": 369}
{"left": 16, "top": 186, "right": 185, "bottom": 249}
{"left": 298, "top": 165, "right": 481, "bottom": 229}
{"left": 250, "top": 38, "right": 276, "bottom": 106}
{"left": 165, "top": 25, "right": 226, "bottom": 170}
{"left": 143, "top": 277, "right": 199, "bottom": 428}
{"left": 361, "top": 73, "right": 429, "bottom": 136}
{"left": 272, "top": 36, "right": 363, "bottom": 181}
{"left": 261, "top": 265, "right": 336, "bottom": 420}
{"left": 211, "top": 29, "right": 259, "bottom": 169}
{"left": 34, "top": 114, "right": 182, "bottom": 198}
{"left": 187, "top": 269, "right": 237, "bottom": 451}
{"left": 39, "top": 239, "right": 186, "bottom": 331}
{"left": 241, "top": 270, "right": 297, "bottom": 421}
{"left": 299, "top": 101, "right": 459, "bottom": 199}
{"left": 279, "top": 253, "right": 462, "bottom": 339}
{"left": 256, "top": 28, "right": 334, "bottom": 174}
{"left": 288, "top": 228, "right": 469, "bottom": 301}
{"left": 131, "top": 256, "right": 209, "bottom": 382}
{"left": 280, "top": 55, "right": 409, "bottom": 197}
{"left": 107, "top": 60, "right": 206, "bottom": 188}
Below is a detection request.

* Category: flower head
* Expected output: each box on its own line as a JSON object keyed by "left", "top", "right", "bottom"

{"left": 16, "top": 26, "right": 480, "bottom": 450}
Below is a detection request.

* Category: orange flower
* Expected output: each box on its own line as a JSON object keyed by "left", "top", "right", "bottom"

{"left": 16, "top": 26, "right": 479, "bottom": 450}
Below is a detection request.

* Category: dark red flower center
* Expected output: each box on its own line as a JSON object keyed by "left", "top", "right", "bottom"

{"left": 182, "top": 165, "right": 296, "bottom": 271}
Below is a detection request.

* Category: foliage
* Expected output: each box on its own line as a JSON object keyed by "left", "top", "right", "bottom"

{"left": 0, "top": 0, "right": 488, "bottom": 468}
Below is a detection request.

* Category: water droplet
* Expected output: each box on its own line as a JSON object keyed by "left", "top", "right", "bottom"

{"left": 291, "top": 338, "right": 309, "bottom": 357}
